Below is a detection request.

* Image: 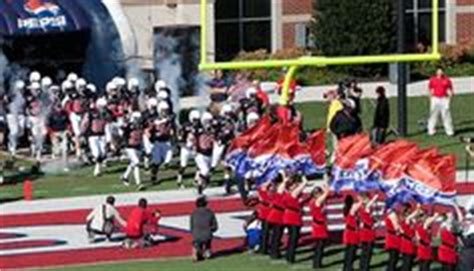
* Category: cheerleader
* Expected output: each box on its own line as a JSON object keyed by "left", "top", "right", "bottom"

{"left": 385, "top": 207, "right": 402, "bottom": 271}
{"left": 400, "top": 204, "right": 420, "bottom": 271}
{"left": 415, "top": 210, "right": 439, "bottom": 271}
{"left": 267, "top": 172, "right": 288, "bottom": 259}
{"left": 310, "top": 184, "right": 330, "bottom": 269}
{"left": 358, "top": 193, "right": 379, "bottom": 271}
{"left": 257, "top": 181, "right": 273, "bottom": 254}
{"left": 438, "top": 205, "right": 464, "bottom": 271}
{"left": 283, "top": 176, "right": 308, "bottom": 264}
{"left": 342, "top": 195, "right": 362, "bottom": 271}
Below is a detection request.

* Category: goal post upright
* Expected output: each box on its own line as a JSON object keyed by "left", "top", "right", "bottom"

{"left": 199, "top": 0, "right": 441, "bottom": 107}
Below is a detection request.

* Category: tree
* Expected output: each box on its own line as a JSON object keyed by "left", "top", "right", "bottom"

{"left": 310, "top": 0, "right": 397, "bottom": 76}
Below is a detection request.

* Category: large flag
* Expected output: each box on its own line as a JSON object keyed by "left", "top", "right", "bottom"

{"left": 394, "top": 154, "right": 457, "bottom": 206}
{"left": 227, "top": 119, "right": 326, "bottom": 186}
{"left": 226, "top": 115, "right": 272, "bottom": 170}
{"left": 331, "top": 134, "right": 375, "bottom": 192}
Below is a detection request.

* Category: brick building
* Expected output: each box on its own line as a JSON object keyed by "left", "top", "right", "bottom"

{"left": 120, "top": 0, "right": 474, "bottom": 68}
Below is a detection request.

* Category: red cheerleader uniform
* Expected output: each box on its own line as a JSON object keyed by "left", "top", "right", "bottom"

{"left": 310, "top": 200, "right": 328, "bottom": 240}
{"left": 359, "top": 208, "right": 376, "bottom": 243}
{"left": 267, "top": 193, "right": 285, "bottom": 225}
{"left": 400, "top": 221, "right": 416, "bottom": 256}
{"left": 257, "top": 187, "right": 271, "bottom": 221}
{"left": 416, "top": 224, "right": 432, "bottom": 261}
{"left": 384, "top": 215, "right": 400, "bottom": 251}
{"left": 438, "top": 228, "right": 458, "bottom": 265}
{"left": 282, "top": 192, "right": 303, "bottom": 227}
{"left": 343, "top": 214, "right": 359, "bottom": 245}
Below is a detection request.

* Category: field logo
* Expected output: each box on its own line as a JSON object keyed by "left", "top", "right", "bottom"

{"left": 18, "top": 0, "right": 67, "bottom": 30}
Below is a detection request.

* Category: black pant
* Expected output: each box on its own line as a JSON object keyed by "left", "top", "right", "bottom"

{"left": 313, "top": 239, "right": 325, "bottom": 269}
{"left": 419, "top": 260, "right": 431, "bottom": 271}
{"left": 286, "top": 225, "right": 300, "bottom": 264}
{"left": 386, "top": 249, "right": 399, "bottom": 271}
{"left": 401, "top": 253, "right": 414, "bottom": 271}
{"left": 269, "top": 224, "right": 283, "bottom": 259}
{"left": 372, "top": 127, "right": 387, "bottom": 145}
{"left": 343, "top": 245, "right": 357, "bottom": 271}
{"left": 359, "top": 242, "right": 373, "bottom": 271}
{"left": 259, "top": 220, "right": 270, "bottom": 254}
{"left": 441, "top": 263, "right": 456, "bottom": 271}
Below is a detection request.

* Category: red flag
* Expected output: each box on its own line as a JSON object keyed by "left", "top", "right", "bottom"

{"left": 306, "top": 129, "right": 326, "bottom": 167}
{"left": 335, "top": 134, "right": 373, "bottom": 169}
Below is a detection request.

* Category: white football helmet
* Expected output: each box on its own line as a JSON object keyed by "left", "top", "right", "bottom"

{"left": 246, "top": 112, "right": 259, "bottom": 126}
{"left": 67, "top": 73, "right": 78, "bottom": 82}
{"left": 201, "top": 112, "right": 213, "bottom": 125}
{"left": 157, "top": 90, "right": 169, "bottom": 100}
{"left": 14, "top": 80, "right": 26, "bottom": 91}
{"left": 30, "top": 82, "right": 41, "bottom": 90}
{"left": 86, "top": 83, "right": 97, "bottom": 93}
{"left": 29, "top": 71, "right": 41, "bottom": 83}
{"left": 246, "top": 87, "right": 258, "bottom": 99}
{"left": 76, "top": 78, "right": 87, "bottom": 90}
{"left": 157, "top": 101, "right": 170, "bottom": 112}
{"left": 113, "top": 77, "right": 126, "bottom": 87}
{"left": 147, "top": 98, "right": 158, "bottom": 109}
{"left": 96, "top": 98, "right": 108, "bottom": 108}
{"left": 62, "top": 80, "right": 74, "bottom": 92}
{"left": 128, "top": 78, "right": 139, "bottom": 90}
{"left": 154, "top": 80, "right": 167, "bottom": 91}
{"left": 130, "top": 111, "right": 142, "bottom": 122}
{"left": 189, "top": 110, "right": 201, "bottom": 122}
{"left": 106, "top": 81, "right": 117, "bottom": 93}
{"left": 41, "top": 77, "right": 52, "bottom": 88}
{"left": 221, "top": 104, "right": 233, "bottom": 116}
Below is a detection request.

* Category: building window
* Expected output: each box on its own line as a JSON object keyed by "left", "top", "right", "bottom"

{"left": 405, "top": 0, "right": 446, "bottom": 50}
{"left": 215, "top": 0, "right": 272, "bottom": 61}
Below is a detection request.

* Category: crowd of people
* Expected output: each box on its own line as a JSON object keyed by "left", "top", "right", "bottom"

{"left": 0, "top": 70, "right": 275, "bottom": 193}
{"left": 250, "top": 171, "right": 474, "bottom": 271}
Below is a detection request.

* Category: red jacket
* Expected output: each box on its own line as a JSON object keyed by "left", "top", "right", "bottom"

{"left": 266, "top": 193, "right": 285, "bottom": 225}
{"left": 384, "top": 216, "right": 400, "bottom": 251}
{"left": 310, "top": 200, "right": 328, "bottom": 240}
{"left": 124, "top": 207, "right": 158, "bottom": 238}
{"left": 343, "top": 214, "right": 359, "bottom": 245}
{"left": 400, "top": 221, "right": 416, "bottom": 255}
{"left": 282, "top": 192, "right": 303, "bottom": 226}
{"left": 416, "top": 224, "right": 432, "bottom": 261}
{"left": 257, "top": 188, "right": 271, "bottom": 221}
{"left": 359, "top": 208, "right": 375, "bottom": 243}
{"left": 438, "top": 228, "right": 458, "bottom": 265}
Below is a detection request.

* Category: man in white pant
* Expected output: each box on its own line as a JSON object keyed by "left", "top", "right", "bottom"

{"left": 427, "top": 68, "right": 455, "bottom": 137}
{"left": 82, "top": 98, "right": 110, "bottom": 176}
{"left": 122, "top": 112, "right": 144, "bottom": 189}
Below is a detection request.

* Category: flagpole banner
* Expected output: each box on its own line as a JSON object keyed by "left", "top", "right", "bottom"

{"left": 226, "top": 115, "right": 326, "bottom": 186}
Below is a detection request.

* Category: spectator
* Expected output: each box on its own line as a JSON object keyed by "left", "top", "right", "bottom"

{"left": 190, "top": 196, "right": 218, "bottom": 261}
{"left": 123, "top": 198, "right": 160, "bottom": 249}
{"left": 86, "top": 195, "right": 126, "bottom": 243}
{"left": 427, "top": 68, "right": 455, "bottom": 136}
{"left": 330, "top": 99, "right": 362, "bottom": 140}
{"left": 252, "top": 80, "right": 270, "bottom": 108}
{"left": 207, "top": 70, "right": 230, "bottom": 114}
{"left": 372, "top": 86, "right": 390, "bottom": 145}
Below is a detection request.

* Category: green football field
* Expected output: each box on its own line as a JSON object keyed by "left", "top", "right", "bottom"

{"left": 51, "top": 243, "right": 443, "bottom": 271}
{"left": 1, "top": 94, "right": 473, "bottom": 201}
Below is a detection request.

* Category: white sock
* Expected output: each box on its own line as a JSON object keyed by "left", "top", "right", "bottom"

{"left": 133, "top": 167, "right": 141, "bottom": 185}
{"left": 123, "top": 165, "right": 132, "bottom": 179}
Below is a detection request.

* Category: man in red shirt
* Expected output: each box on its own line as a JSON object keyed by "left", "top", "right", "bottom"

{"left": 123, "top": 198, "right": 160, "bottom": 249}
{"left": 427, "top": 68, "right": 454, "bottom": 136}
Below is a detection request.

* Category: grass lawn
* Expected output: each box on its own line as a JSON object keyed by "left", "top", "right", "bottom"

{"left": 51, "top": 243, "right": 442, "bottom": 271}
{"left": 1, "top": 94, "right": 473, "bottom": 201}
